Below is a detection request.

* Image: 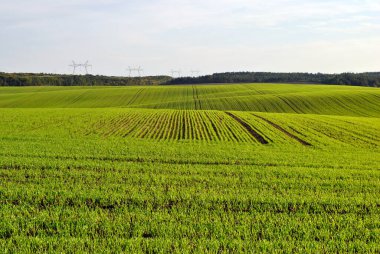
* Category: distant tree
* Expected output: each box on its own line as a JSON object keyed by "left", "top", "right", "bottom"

{"left": 167, "top": 72, "right": 380, "bottom": 87}
{"left": 0, "top": 73, "right": 171, "bottom": 87}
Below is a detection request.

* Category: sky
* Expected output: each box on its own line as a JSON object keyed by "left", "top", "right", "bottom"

{"left": 0, "top": 0, "right": 379, "bottom": 76}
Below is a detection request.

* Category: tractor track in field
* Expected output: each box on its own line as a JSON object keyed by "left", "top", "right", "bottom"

{"left": 126, "top": 88, "right": 145, "bottom": 106}
{"left": 225, "top": 112, "right": 269, "bottom": 144}
{"left": 251, "top": 113, "right": 312, "bottom": 146}
{"left": 192, "top": 85, "right": 201, "bottom": 110}
{"left": 0, "top": 152, "right": 355, "bottom": 170}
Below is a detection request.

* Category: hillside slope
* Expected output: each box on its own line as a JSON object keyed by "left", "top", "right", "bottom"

{"left": 0, "top": 84, "right": 379, "bottom": 117}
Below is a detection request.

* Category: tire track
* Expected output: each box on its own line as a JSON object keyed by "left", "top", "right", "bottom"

{"left": 192, "top": 85, "right": 202, "bottom": 110}
{"left": 126, "top": 88, "right": 145, "bottom": 106}
{"left": 225, "top": 112, "right": 269, "bottom": 144}
{"left": 251, "top": 113, "right": 312, "bottom": 146}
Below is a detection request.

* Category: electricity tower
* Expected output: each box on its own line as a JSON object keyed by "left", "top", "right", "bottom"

{"left": 170, "top": 70, "right": 181, "bottom": 78}
{"left": 128, "top": 66, "right": 143, "bottom": 77}
{"left": 190, "top": 70, "right": 200, "bottom": 77}
{"left": 68, "top": 60, "right": 92, "bottom": 75}
{"left": 69, "top": 61, "right": 81, "bottom": 74}
{"left": 82, "top": 61, "right": 92, "bottom": 74}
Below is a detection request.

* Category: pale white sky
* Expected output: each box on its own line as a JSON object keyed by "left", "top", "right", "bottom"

{"left": 0, "top": 0, "right": 379, "bottom": 76}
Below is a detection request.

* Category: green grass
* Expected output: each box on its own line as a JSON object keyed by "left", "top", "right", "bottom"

{"left": 0, "top": 84, "right": 379, "bottom": 253}
{"left": 0, "top": 84, "right": 379, "bottom": 116}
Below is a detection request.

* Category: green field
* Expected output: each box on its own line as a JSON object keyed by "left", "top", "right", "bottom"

{"left": 1, "top": 84, "right": 379, "bottom": 253}
{"left": 1, "top": 84, "right": 380, "bottom": 116}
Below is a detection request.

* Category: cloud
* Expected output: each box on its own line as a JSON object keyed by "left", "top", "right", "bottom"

{"left": 0, "top": 0, "right": 379, "bottom": 75}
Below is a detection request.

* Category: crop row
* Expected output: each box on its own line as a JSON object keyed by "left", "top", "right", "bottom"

{"left": 0, "top": 108, "right": 378, "bottom": 148}
{"left": 1, "top": 84, "right": 379, "bottom": 117}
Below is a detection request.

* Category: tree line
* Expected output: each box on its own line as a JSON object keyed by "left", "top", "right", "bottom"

{"left": 1, "top": 72, "right": 379, "bottom": 87}
{"left": 0, "top": 73, "right": 171, "bottom": 86}
{"left": 168, "top": 72, "right": 380, "bottom": 87}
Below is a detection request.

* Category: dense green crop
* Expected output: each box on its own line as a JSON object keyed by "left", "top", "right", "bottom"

{"left": 0, "top": 84, "right": 379, "bottom": 116}
{"left": 1, "top": 84, "right": 379, "bottom": 253}
{"left": 0, "top": 108, "right": 378, "bottom": 147}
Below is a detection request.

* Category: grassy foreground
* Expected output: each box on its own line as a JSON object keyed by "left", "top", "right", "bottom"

{"left": 1, "top": 84, "right": 379, "bottom": 253}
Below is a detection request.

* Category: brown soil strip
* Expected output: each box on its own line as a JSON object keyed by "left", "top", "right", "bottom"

{"left": 225, "top": 112, "right": 268, "bottom": 144}
{"left": 251, "top": 113, "right": 311, "bottom": 146}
